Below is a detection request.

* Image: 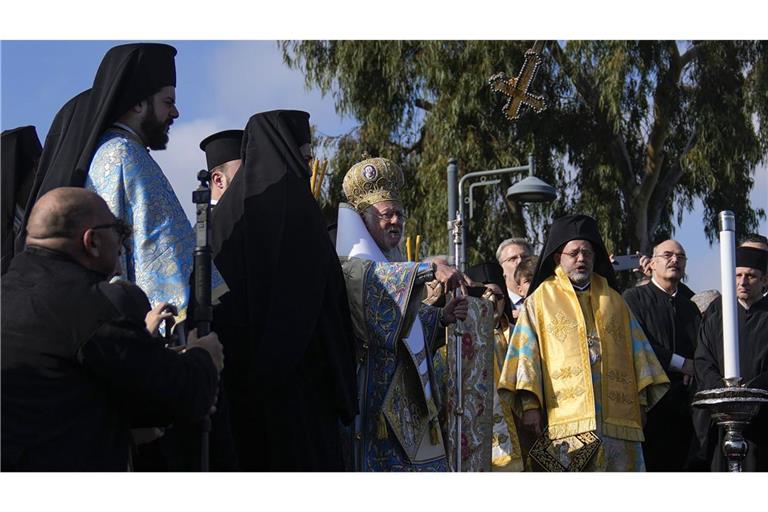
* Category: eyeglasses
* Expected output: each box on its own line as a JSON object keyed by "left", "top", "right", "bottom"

{"left": 371, "top": 209, "right": 407, "bottom": 222}
{"left": 501, "top": 254, "right": 528, "bottom": 264}
{"left": 653, "top": 252, "right": 687, "bottom": 262}
{"left": 90, "top": 218, "right": 133, "bottom": 242}
{"left": 559, "top": 248, "right": 594, "bottom": 259}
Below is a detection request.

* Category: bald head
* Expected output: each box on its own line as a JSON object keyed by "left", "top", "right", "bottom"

{"left": 25, "top": 187, "right": 125, "bottom": 280}
{"left": 650, "top": 239, "right": 687, "bottom": 292}
{"left": 27, "top": 187, "right": 111, "bottom": 242}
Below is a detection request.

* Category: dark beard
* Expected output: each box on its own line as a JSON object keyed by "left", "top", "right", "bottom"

{"left": 140, "top": 102, "right": 170, "bottom": 150}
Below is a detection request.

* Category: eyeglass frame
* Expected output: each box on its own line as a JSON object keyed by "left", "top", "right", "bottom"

{"left": 90, "top": 218, "right": 133, "bottom": 242}
{"left": 652, "top": 251, "right": 687, "bottom": 262}
{"left": 557, "top": 248, "right": 595, "bottom": 259}
{"left": 370, "top": 208, "right": 408, "bottom": 222}
{"left": 501, "top": 254, "right": 529, "bottom": 265}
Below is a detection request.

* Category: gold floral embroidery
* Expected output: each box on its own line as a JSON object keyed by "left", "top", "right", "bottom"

{"left": 551, "top": 366, "right": 584, "bottom": 380}
{"left": 554, "top": 386, "right": 586, "bottom": 401}
{"left": 605, "top": 369, "right": 631, "bottom": 384}
{"left": 607, "top": 391, "right": 634, "bottom": 405}
{"left": 545, "top": 311, "right": 578, "bottom": 342}
{"left": 603, "top": 317, "right": 624, "bottom": 345}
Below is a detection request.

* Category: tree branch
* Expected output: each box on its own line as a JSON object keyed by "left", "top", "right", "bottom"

{"left": 646, "top": 127, "right": 698, "bottom": 240}
{"left": 415, "top": 98, "right": 434, "bottom": 111}
{"left": 635, "top": 42, "right": 683, "bottom": 209}
{"left": 679, "top": 42, "right": 704, "bottom": 70}
{"left": 390, "top": 128, "right": 425, "bottom": 155}
{"left": 549, "top": 41, "right": 636, "bottom": 199}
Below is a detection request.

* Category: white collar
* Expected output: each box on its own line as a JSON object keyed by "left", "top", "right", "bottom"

{"left": 651, "top": 277, "right": 678, "bottom": 297}
{"left": 571, "top": 280, "right": 591, "bottom": 292}
{"left": 507, "top": 289, "right": 523, "bottom": 303}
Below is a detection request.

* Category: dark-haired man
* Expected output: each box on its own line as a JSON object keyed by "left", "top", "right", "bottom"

{"left": 24, "top": 43, "right": 224, "bottom": 332}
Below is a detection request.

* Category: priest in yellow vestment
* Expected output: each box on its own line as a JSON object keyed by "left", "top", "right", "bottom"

{"left": 498, "top": 214, "right": 669, "bottom": 471}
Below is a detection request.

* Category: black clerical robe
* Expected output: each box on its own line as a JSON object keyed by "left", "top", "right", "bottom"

{"left": 1, "top": 247, "right": 218, "bottom": 471}
{"left": 210, "top": 110, "right": 357, "bottom": 471}
{"left": 694, "top": 295, "right": 768, "bottom": 471}
{"left": 623, "top": 282, "right": 701, "bottom": 470}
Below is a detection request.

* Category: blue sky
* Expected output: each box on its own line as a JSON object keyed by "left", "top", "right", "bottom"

{"left": 2, "top": 40, "right": 766, "bottom": 293}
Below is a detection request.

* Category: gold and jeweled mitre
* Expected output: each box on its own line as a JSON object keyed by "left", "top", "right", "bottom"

{"left": 342, "top": 157, "right": 404, "bottom": 212}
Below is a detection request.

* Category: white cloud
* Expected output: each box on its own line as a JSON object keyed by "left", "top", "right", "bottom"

{"left": 207, "top": 41, "right": 353, "bottom": 137}
{"left": 152, "top": 118, "right": 227, "bottom": 223}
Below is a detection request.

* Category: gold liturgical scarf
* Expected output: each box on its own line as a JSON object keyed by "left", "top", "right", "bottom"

{"left": 533, "top": 267, "right": 648, "bottom": 441}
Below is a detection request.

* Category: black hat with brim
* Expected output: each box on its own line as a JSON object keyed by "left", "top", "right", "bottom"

{"left": 200, "top": 130, "right": 244, "bottom": 171}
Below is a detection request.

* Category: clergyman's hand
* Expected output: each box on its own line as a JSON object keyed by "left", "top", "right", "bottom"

{"left": 434, "top": 263, "right": 464, "bottom": 292}
{"left": 443, "top": 296, "right": 469, "bottom": 325}
{"left": 682, "top": 358, "right": 695, "bottom": 386}
{"left": 522, "top": 408, "right": 543, "bottom": 436}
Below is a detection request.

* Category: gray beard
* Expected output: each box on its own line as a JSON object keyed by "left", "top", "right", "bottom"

{"left": 569, "top": 272, "right": 591, "bottom": 288}
{"left": 383, "top": 246, "right": 405, "bottom": 262}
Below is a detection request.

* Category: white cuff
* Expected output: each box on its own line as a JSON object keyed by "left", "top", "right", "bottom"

{"left": 669, "top": 353, "right": 686, "bottom": 371}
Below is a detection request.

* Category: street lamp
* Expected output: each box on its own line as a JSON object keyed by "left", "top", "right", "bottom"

{"left": 447, "top": 154, "right": 556, "bottom": 270}
{"left": 506, "top": 176, "right": 556, "bottom": 203}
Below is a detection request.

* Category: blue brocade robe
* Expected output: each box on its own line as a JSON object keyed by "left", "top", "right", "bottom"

{"left": 87, "top": 129, "right": 224, "bottom": 323}
{"left": 341, "top": 258, "right": 448, "bottom": 471}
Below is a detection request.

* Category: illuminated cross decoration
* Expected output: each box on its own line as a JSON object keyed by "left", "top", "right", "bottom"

{"left": 489, "top": 41, "right": 547, "bottom": 121}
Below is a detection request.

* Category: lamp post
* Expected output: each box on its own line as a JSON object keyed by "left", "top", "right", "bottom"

{"left": 448, "top": 154, "right": 556, "bottom": 271}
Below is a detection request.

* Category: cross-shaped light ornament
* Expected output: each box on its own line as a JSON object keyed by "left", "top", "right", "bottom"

{"left": 489, "top": 41, "right": 547, "bottom": 121}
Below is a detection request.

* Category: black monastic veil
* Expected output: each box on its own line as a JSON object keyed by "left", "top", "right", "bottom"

{"left": 528, "top": 213, "right": 619, "bottom": 295}
{"left": 210, "top": 110, "right": 357, "bottom": 470}
{"left": 15, "top": 43, "right": 177, "bottom": 255}
{"left": 1, "top": 125, "right": 42, "bottom": 274}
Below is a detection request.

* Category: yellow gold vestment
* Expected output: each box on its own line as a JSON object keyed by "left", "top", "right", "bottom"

{"left": 498, "top": 267, "right": 669, "bottom": 470}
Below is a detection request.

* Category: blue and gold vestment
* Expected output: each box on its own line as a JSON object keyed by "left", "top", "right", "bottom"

{"left": 87, "top": 129, "right": 224, "bottom": 323}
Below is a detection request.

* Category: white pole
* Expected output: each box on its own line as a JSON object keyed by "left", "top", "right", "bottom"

{"left": 718, "top": 211, "right": 740, "bottom": 380}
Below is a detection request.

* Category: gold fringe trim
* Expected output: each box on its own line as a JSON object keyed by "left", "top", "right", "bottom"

{"left": 602, "top": 422, "right": 645, "bottom": 442}
{"left": 547, "top": 418, "right": 597, "bottom": 441}
{"left": 377, "top": 412, "right": 388, "bottom": 440}
{"left": 429, "top": 419, "right": 439, "bottom": 445}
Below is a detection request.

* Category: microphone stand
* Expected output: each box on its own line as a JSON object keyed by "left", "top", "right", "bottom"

{"left": 192, "top": 169, "right": 213, "bottom": 472}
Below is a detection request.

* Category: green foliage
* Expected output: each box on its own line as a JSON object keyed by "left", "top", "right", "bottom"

{"left": 281, "top": 40, "right": 768, "bottom": 265}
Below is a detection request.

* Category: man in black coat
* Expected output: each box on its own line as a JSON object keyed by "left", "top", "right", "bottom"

{"left": 1, "top": 187, "right": 223, "bottom": 471}
{"left": 695, "top": 246, "right": 768, "bottom": 471}
{"left": 623, "top": 240, "right": 701, "bottom": 471}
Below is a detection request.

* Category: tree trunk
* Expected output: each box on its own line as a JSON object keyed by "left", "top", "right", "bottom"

{"left": 504, "top": 199, "right": 527, "bottom": 238}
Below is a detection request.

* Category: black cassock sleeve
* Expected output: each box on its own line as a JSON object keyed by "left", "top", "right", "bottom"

{"left": 694, "top": 311, "right": 724, "bottom": 391}
{"left": 77, "top": 319, "right": 218, "bottom": 428}
{"left": 623, "top": 288, "right": 673, "bottom": 370}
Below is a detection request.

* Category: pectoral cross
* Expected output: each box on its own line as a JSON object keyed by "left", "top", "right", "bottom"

{"left": 489, "top": 41, "right": 547, "bottom": 121}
